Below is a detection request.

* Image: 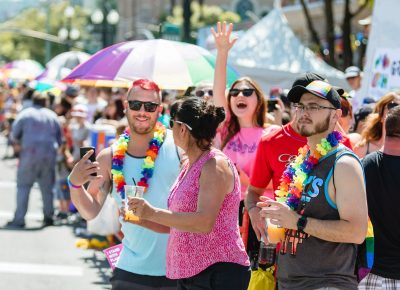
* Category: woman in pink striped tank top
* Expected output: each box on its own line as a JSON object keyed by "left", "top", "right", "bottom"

{"left": 128, "top": 97, "right": 250, "bottom": 289}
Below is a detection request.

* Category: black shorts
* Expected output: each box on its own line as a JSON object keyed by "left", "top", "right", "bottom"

{"left": 177, "top": 262, "right": 251, "bottom": 290}
{"left": 110, "top": 268, "right": 177, "bottom": 290}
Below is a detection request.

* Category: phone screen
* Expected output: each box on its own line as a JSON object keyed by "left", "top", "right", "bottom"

{"left": 268, "top": 100, "right": 278, "bottom": 112}
{"left": 80, "top": 146, "right": 96, "bottom": 176}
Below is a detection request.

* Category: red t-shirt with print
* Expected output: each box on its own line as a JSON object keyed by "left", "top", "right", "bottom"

{"left": 250, "top": 123, "right": 353, "bottom": 192}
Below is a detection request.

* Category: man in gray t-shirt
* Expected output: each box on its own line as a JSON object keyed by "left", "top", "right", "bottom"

{"left": 5, "top": 92, "right": 62, "bottom": 228}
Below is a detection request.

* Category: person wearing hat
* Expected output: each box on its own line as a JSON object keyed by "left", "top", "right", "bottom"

{"left": 258, "top": 80, "right": 368, "bottom": 289}
{"left": 345, "top": 66, "right": 363, "bottom": 112}
{"left": 246, "top": 73, "right": 353, "bottom": 242}
{"left": 69, "top": 104, "right": 91, "bottom": 162}
{"left": 345, "top": 66, "right": 362, "bottom": 96}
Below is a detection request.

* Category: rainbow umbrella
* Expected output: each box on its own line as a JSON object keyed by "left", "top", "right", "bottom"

{"left": 62, "top": 39, "right": 238, "bottom": 90}
{"left": 37, "top": 51, "right": 91, "bottom": 81}
{"left": 1, "top": 59, "right": 44, "bottom": 80}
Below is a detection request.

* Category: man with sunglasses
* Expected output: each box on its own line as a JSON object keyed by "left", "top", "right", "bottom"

{"left": 258, "top": 80, "right": 367, "bottom": 289}
{"left": 191, "top": 81, "right": 214, "bottom": 102}
{"left": 68, "top": 79, "right": 180, "bottom": 290}
{"left": 359, "top": 106, "right": 400, "bottom": 289}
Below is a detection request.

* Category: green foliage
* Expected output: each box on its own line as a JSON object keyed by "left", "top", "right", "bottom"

{"left": 0, "top": 2, "right": 89, "bottom": 64}
{"left": 166, "top": 1, "right": 241, "bottom": 31}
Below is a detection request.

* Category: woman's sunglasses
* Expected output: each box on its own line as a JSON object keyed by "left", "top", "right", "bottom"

{"left": 387, "top": 101, "right": 399, "bottom": 110}
{"left": 169, "top": 119, "right": 192, "bottom": 131}
{"left": 195, "top": 90, "right": 213, "bottom": 98}
{"left": 229, "top": 88, "right": 255, "bottom": 97}
{"left": 128, "top": 100, "right": 159, "bottom": 112}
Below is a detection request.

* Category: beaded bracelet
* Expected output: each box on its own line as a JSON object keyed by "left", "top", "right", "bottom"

{"left": 67, "top": 175, "right": 81, "bottom": 189}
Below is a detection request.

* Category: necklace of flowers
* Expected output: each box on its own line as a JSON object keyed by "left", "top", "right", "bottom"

{"left": 275, "top": 131, "right": 343, "bottom": 211}
{"left": 111, "top": 122, "right": 166, "bottom": 199}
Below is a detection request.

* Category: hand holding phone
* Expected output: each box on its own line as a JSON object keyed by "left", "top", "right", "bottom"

{"left": 268, "top": 99, "right": 279, "bottom": 113}
{"left": 80, "top": 146, "right": 97, "bottom": 176}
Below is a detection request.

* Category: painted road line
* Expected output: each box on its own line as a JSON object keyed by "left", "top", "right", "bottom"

{"left": 0, "top": 211, "right": 43, "bottom": 220}
{"left": 0, "top": 181, "right": 16, "bottom": 188}
{"left": 0, "top": 262, "right": 83, "bottom": 276}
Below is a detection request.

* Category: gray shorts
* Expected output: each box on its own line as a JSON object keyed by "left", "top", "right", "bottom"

{"left": 358, "top": 273, "right": 400, "bottom": 290}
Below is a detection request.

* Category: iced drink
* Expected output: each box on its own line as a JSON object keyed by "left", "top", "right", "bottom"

{"left": 266, "top": 218, "right": 286, "bottom": 244}
{"left": 124, "top": 185, "right": 145, "bottom": 222}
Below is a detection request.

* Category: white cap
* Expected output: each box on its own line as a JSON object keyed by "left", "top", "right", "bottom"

{"left": 345, "top": 66, "right": 361, "bottom": 79}
{"left": 358, "top": 15, "right": 371, "bottom": 26}
{"left": 71, "top": 104, "right": 88, "bottom": 118}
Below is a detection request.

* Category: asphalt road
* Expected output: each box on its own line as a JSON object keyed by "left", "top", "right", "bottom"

{"left": 0, "top": 136, "right": 112, "bottom": 290}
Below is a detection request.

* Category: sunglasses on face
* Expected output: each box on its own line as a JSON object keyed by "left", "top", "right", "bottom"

{"left": 229, "top": 88, "right": 255, "bottom": 97}
{"left": 128, "top": 100, "right": 159, "bottom": 112}
{"left": 169, "top": 119, "right": 192, "bottom": 131}
{"left": 387, "top": 101, "right": 399, "bottom": 110}
{"left": 195, "top": 90, "right": 213, "bottom": 98}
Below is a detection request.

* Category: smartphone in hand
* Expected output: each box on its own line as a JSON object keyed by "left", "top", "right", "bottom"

{"left": 268, "top": 99, "right": 278, "bottom": 113}
{"left": 80, "top": 146, "right": 97, "bottom": 176}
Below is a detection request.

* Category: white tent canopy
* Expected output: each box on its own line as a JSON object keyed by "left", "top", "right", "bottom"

{"left": 229, "top": 8, "right": 348, "bottom": 94}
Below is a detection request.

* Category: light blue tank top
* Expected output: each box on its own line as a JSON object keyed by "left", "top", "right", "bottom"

{"left": 111, "top": 129, "right": 180, "bottom": 276}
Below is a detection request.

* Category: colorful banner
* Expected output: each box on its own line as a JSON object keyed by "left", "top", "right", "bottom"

{"left": 368, "top": 48, "right": 400, "bottom": 100}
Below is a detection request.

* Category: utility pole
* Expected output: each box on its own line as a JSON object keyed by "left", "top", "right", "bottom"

{"left": 182, "top": 0, "right": 191, "bottom": 42}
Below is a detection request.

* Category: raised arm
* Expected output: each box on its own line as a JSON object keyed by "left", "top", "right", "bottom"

{"left": 69, "top": 148, "right": 111, "bottom": 220}
{"left": 211, "top": 22, "right": 237, "bottom": 113}
{"left": 128, "top": 156, "right": 234, "bottom": 233}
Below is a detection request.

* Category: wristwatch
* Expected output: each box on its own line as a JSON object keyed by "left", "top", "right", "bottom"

{"left": 297, "top": 215, "right": 308, "bottom": 232}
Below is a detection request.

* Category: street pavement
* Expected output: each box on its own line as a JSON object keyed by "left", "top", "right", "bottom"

{"left": 0, "top": 136, "right": 112, "bottom": 290}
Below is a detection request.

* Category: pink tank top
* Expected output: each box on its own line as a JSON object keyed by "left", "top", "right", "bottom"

{"left": 166, "top": 149, "right": 250, "bottom": 279}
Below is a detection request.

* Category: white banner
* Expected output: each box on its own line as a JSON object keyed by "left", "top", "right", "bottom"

{"left": 367, "top": 48, "right": 400, "bottom": 100}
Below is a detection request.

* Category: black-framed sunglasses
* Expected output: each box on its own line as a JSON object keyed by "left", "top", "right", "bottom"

{"left": 387, "top": 102, "right": 399, "bottom": 110}
{"left": 229, "top": 88, "right": 255, "bottom": 97}
{"left": 195, "top": 90, "right": 213, "bottom": 98}
{"left": 128, "top": 100, "right": 159, "bottom": 112}
{"left": 169, "top": 119, "right": 192, "bottom": 131}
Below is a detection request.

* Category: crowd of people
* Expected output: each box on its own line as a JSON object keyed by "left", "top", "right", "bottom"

{"left": 1, "top": 22, "right": 399, "bottom": 290}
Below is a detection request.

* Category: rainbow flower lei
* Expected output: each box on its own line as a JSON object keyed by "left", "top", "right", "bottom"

{"left": 275, "top": 131, "right": 343, "bottom": 211}
{"left": 111, "top": 122, "right": 166, "bottom": 199}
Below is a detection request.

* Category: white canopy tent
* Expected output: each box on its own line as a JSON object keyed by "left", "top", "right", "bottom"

{"left": 229, "top": 8, "right": 348, "bottom": 94}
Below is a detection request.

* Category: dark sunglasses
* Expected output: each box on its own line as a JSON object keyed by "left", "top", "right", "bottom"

{"left": 387, "top": 102, "right": 399, "bottom": 110}
{"left": 169, "top": 119, "right": 192, "bottom": 130}
{"left": 195, "top": 90, "right": 213, "bottom": 98}
{"left": 229, "top": 88, "right": 255, "bottom": 97}
{"left": 128, "top": 100, "right": 159, "bottom": 112}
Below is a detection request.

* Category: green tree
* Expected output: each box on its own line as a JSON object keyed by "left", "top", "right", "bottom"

{"left": 165, "top": 1, "right": 240, "bottom": 42}
{"left": 299, "top": 0, "right": 372, "bottom": 69}
{"left": 0, "top": 2, "right": 89, "bottom": 64}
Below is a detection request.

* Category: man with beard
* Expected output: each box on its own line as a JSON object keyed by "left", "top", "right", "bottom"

{"left": 246, "top": 73, "right": 353, "bottom": 242}
{"left": 258, "top": 80, "right": 368, "bottom": 289}
{"left": 68, "top": 79, "right": 180, "bottom": 290}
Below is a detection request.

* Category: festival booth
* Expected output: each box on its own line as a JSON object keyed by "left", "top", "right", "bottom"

{"left": 358, "top": 0, "right": 400, "bottom": 103}
{"left": 90, "top": 123, "right": 116, "bottom": 153}
{"left": 228, "top": 8, "right": 348, "bottom": 93}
